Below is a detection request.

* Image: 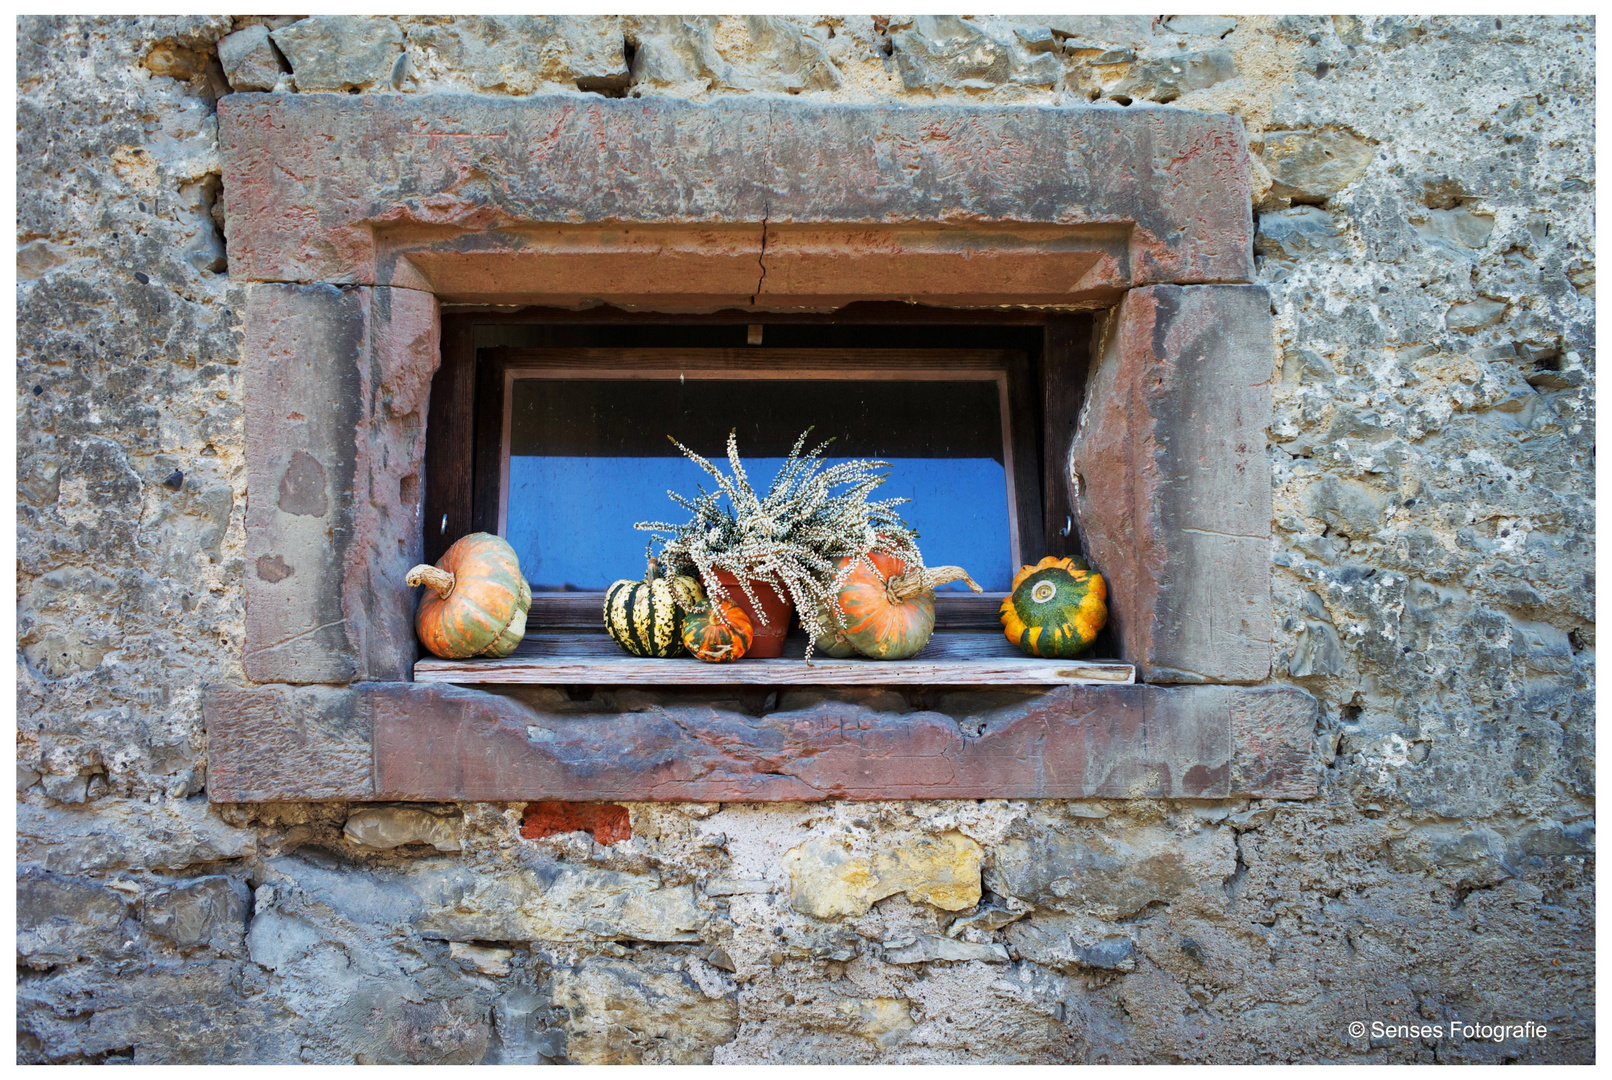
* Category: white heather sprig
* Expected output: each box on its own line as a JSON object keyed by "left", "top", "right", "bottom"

{"left": 635, "top": 429, "right": 922, "bottom": 662}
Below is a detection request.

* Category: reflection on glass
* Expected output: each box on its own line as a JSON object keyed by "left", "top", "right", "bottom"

{"left": 504, "top": 377, "right": 1014, "bottom": 591}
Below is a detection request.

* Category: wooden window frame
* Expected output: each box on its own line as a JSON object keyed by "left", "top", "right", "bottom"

{"left": 426, "top": 308, "right": 1097, "bottom": 570}
{"left": 481, "top": 348, "right": 1039, "bottom": 571}
{"left": 417, "top": 309, "right": 1129, "bottom": 686}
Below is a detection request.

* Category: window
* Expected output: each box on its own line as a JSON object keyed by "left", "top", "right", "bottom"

{"left": 498, "top": 352, "right": 1026, "bottom": 592}
{"left": 419, "top": 309, "right": 1131, "bottom": 685}
{"left": 211, "top": 94, "right": 1295, "bottom": 806}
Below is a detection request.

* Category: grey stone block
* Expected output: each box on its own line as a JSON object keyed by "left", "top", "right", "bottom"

{"left": 1262, "top": 127, "right": 1376, "bottom": 205}
{"left": 1115, "top": 48, "right": 1238, "bottom": 102}
{"left": 17, "top": 870, "right": 130, "bottom": 967}
{"left": 271, "top": 15, "right": 404, "bottom": 92}
{"left": 241, "top": 284, "right": 438, "bottom": 684}
{"left": 217, "top": 25, "right": 284, "bottom": 92}
{"left": 1256, "top": 206, "right": 1345, "bottom": 260}
{"left": 891, "top": 15, "right": 1060, "bottom": 89}
{"left": 143, "top": 876, "right": 251, "bottom": 952}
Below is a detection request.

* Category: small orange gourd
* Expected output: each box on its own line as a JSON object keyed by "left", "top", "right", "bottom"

{"left": 406, "top": 533, "right": 532, "bottom": 659}
{"left": 832, "top": 552, "right": 981, "bottom": 660}
{"left": 681, "top": 600, "right": 754, "bottom": 662}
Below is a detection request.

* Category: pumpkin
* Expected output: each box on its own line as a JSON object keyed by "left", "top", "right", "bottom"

{"left": 406, "top": 532, "right": 532, "bottom": 660}
{"left": 681, "top": 600, "right": 754, "bottom": 662}
{"left": 834, "top": 552, "right": 982, "bottom": 660}
{"left": 810, "top": 598, "right": 858, "bottom": 659}
{"left": 604, "top": 558, "right": 704, "bottom": 658}
{"left": 1000, "top": 556, "right": 1108, "bottom": 659}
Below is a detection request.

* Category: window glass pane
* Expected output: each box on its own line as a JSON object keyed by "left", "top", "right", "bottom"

{"left": 505, "top": 376, "right": 1016, "bottom": 592}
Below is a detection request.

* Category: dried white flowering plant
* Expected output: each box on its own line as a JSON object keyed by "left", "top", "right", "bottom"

{"left": 636, "top": 429, "right": 922, "bottom": 658}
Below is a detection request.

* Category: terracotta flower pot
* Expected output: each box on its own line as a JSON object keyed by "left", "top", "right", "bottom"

{"left": 711, "top": 570, "right": 795, "bottom": 658}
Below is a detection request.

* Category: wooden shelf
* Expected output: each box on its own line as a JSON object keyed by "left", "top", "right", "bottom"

{"left": 413, "top": 631, "right": 1134, "bottom": 687}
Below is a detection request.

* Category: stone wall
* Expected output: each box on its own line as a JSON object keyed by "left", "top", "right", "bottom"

{"left": 16, "top": 14, "right": 1594, "bottom": 1063}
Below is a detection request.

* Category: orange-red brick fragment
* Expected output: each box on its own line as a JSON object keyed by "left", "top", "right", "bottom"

{"left": 521, "top": 801, "right": 631, "bottom": 845}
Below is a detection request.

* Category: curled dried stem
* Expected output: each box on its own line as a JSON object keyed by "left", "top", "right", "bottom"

{"left": 406, "top": 564, "right": 455, "bottom": 599}
{"left": 887, "top": 565, "right": 981, "bottom": 603}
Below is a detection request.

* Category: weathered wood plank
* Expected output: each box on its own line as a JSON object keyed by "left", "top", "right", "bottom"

{"left": 413, "top": 631, "right": 1134, "bottom": 686}
{"left": 486, "top": 347, "right": 1023, "bottom": 372}
{"left": 414, "top": 655, "right": 1134, "bottom": 687}
{"left": 205, "top": 682, "right": 1316, "bottom": 803}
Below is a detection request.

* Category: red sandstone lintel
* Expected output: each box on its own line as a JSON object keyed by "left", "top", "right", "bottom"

{"left": 219, "top": 94, "right": 1254, "bottom": 300}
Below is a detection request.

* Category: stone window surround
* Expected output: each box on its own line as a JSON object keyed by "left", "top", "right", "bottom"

{"left": 202, "top": 93, "right": 1316, "bottom": 804}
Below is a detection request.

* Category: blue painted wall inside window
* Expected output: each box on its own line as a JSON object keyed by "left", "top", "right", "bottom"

{"left": 508, "top": 455, "right": 1012, "bottom": 592}
{"left": 503, "top": 376, "right": 1017, "bottom": 593}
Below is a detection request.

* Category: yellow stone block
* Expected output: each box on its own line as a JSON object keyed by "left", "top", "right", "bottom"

{"left": 782, "top": 829, "right": 983, "bottom": 918}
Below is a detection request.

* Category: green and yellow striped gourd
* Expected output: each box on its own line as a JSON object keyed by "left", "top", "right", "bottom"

{"left": 604, "top": 559, "right": 704, "bottom": 657}
{"left": 1000, "top": 555, "right": 1108, "bottom": 659}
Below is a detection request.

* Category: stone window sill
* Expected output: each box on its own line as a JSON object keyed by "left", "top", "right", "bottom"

{"left": 202, "top": 680, "right": 1316, "bottom": 804}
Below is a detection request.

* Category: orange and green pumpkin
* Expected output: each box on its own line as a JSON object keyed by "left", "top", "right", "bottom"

{"left": 809, "top": 598, "right": 859, "bottom": 659}
{"left": 682, "top": 600, "right": 754, "bottom": 662}
{"left": 1000, "top": 556, "right": 1107, "bottom": 659}
{"left": 406, "top": 532, "right": 532, "bottom": 660}
{"left": 604, "top": 558, "right": 704, "bottom": 658}
{"left": 834, "top": 552, "right": 981, "bottom": 661}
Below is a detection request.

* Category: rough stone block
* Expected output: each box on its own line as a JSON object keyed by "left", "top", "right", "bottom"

{"left": 407, "top": 16, "right": 628, "bottom": 94}
{"left": 17, "top": 870, "right": 129, "bottom": 968}
{"left": 783, "top": 830, "right": 983, "bottom": 918}
{"left": 217, "top": 25, "right": 284, "bottom": 92}
{"left": 1260, "top": 126, "right": 1375, "bottom": 206}
{"left": 218, "top": 94, "right": 1254, "bottom": 301}
{"left": 1071, "top": 284, "right": 1275, "bottom": 683}
{"left": 17, "top": 797, "right": 258, "bottom": 875}
{"left": 271, "top": 15, "right": 404, "bottom": 92}
{"left": 242, "top": 283, "right": 438, "bottom": 683}
{"left": 891, "top": 15, "right": 1060, "bottom": 89}
{"left": 203, "top": 684, "right": 373, "bottom": 800}
{"left": 343, "top": 807, "right": 463, "bottom": 851}
{"left": 1254, "top": 205, "right": 1344, "bottom": 261}
{"left": 987, "top": 825, "right": 1235, "bottom": 918}
{"left": 418, "top": 865, "right": 705, "bottom": 943}
{"left": 1115, "top": 48, "right": 1238, "bottom": 103}
{"left": 142, "top": 876, "right": 251, "bottom": 952}
{"left": 1004, "top": 917, "right": 1138, "bottom": 972}
{"left": 551, "top": 956, "right": 738, "bottom": 1065}
{"left": 203, "top": 681, "right": 1318, "bottom": 803}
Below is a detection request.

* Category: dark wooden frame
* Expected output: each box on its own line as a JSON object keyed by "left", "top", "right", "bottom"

{"left": 424, "top": 310, "right": 1095, "bottom": 634}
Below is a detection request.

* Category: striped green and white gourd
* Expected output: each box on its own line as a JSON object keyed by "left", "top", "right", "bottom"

{"left": 603, "top": 559, "right": 704, "bottom": 658}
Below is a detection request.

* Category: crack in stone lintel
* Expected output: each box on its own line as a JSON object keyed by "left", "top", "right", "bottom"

{"left": 749, "top": 100, "right": 775, "bottom": 307}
